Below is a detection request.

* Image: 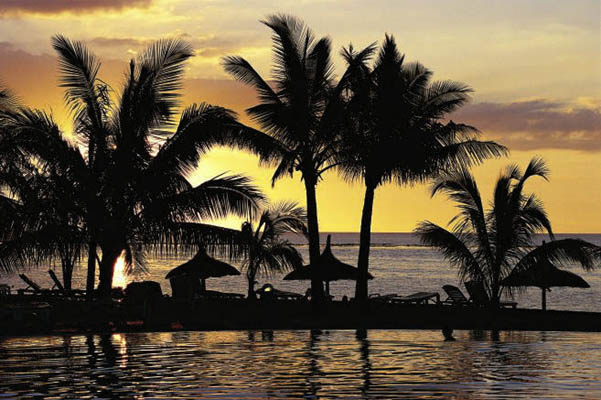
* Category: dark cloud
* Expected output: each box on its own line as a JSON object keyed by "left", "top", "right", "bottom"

{"left": 452, "top": 100, "right": 601, "bottom": 151}
{"left": 0, "top": 0, "right": 152, "bottom": 16}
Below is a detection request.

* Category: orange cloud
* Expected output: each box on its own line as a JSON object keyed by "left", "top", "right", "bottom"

{"left": 453, "top": 100, "right": 601, "bottom": 151}
{"left": 0, "top": 0, "right": 152, "bottom": 16}
{"left": 85, "top": 33, "right": 262, "bottom": 61}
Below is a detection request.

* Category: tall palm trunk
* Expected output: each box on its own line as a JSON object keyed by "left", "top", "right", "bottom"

{"left": 61, "top": 259, "right": 73, "bottom": 291}
{"left": 355, "top": 183, "right": 376, "bottom": 301}
{"left": 304, "top": 177, "right": 324, "bottom": 301}
{"left": 97, "top": 245, "right": 121, "bottom": 297}
{"left": 86, "top": 240, "right": 97, "bottom": 297}
{"left": 247, "top": 266, "right": 257, "bottom": 300}
{"left": 491, "top": 264, "right": 501, "bottom": 308}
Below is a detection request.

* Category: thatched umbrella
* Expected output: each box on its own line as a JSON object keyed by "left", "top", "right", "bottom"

{"left": 165, "top": 248, "right": 240, "bottom": 294}
{"left": 283, "top": 235, "right": 373, "bottom": 295}
{"left": 501, "top": 259, "right": 590, "bottom": 311}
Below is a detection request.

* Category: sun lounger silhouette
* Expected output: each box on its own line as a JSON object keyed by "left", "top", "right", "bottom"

{"left": 443, "top": 282, "right": 517, "bottom": 308}
{"left": 464, "top": 280, "right": 517, "bottom": 309}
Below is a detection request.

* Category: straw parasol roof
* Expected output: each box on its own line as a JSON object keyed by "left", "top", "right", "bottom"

{"left": 501, "top": 259, "right": 589, "bottom": 310}
{"left": 283, "top": 235, "right": 373, "bottom": 294}
{"left": 165, "top": 248, "right": 240, "bottom": 280}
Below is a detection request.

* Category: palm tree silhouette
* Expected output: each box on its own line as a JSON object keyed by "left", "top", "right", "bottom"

{"left": 415, "top": 158, "right": 600, "bottom": 306}
{"left": 0, "top": 37, "right": 264, "bottom": 295}
{"left": 337, "top": 35, "right": 507, "bottom": 300}
{"left": 0, "top": 105, "right": 89, "bottom": 290}
{"left": 223, "top": 14, "right": 345, "bottom": 301}
{"left": 0, "top": 159, "right": 86, "bottom": 290}
{"left": 241, "top": 201, "right": 306, "bottom": 299}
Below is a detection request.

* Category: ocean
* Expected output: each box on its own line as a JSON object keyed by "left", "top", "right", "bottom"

{"left": 2, "top": 232, "right": 600, "bottom": 312}
{"left": 3, "top": 233, "right": 601, "bottom": 399}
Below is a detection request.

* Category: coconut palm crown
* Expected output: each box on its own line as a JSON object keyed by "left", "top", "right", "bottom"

{"left": 337, "top": 35, "right": 508, "bottom": 300}
{"left": 415, "top": 158, "right": 601, "bottom": 306}
{"left": 222, "top": 14, "right": 347, "bottom": 300}
{"left": 240, "top": 201, "right": 306, "bottom": 299}
{"left": 0, "top": 36, "right": 265, "bottom": 295}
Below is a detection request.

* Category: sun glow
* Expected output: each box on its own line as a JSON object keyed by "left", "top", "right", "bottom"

{"left": 113, "top": 252, "right": 129, "bottom": 289}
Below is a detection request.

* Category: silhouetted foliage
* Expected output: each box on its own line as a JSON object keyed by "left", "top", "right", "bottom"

{"left": 415, "top": 158, "right": 601, "bottom": 306}
{"left": 240, "top": 201, "right": 306, "bottom": 299}
{"left": 0, "top": 37, "right": 264, "bottom": 295}
{"left": 337, "top": 35, "right": 507, "bottom": 300}
{"left": 223, "top": 14, "right": 346, "bottom": 301}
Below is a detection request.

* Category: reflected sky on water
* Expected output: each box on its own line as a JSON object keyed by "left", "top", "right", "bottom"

{"left": 1, "top": 329, "right": 601, "bottom": 399}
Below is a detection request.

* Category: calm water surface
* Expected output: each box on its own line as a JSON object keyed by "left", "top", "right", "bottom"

{"left": 2, "top": 233, "right": 600, "bottom": 312}
{"left": 1, "top": 329, "right": 601, "bottom": 399}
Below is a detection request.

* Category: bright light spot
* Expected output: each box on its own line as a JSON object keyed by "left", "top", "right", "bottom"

{"left": 113, "top": 333, "right": 128, "bottom": 368}
{"left": 113, "top": 252, "right": 129, "bottom": 289}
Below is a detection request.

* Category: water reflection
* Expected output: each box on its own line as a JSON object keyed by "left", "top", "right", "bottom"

{"left": 304, "top": 329, "right": 324, "bottom": 398}
{"left": 0, "top": 330, "right": 600, "bottom": 399}
{"left": 356, "top": 329, "right": 371, "bottom": 396}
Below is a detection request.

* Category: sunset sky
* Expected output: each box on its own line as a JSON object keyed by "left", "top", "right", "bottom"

{"left": 1, "top": 0, "right": 599, "bottom": 233}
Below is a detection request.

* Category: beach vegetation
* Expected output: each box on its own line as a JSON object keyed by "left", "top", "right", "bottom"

{"left": 337, "top": 36, "right": 507, "bottom": 301}
{"left": 240, "top": 201, "right": 306, "bottom": 299}
{"left": 415, "top": 158, "right": 601, "bottom": 307}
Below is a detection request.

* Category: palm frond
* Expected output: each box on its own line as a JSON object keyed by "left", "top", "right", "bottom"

{"left": 415, "top": 221, "right": 484, "bottom": 282}
{"left": 151, "top": 103, "right": 286, "bottom": 177}
{"left": 222, "top": 56, "right": 280, "bottom": 104}
{"left": 513, "top": 239, "right": 601, "bottom": 273}
{"left": 156, "top": 173, "right": 264, "bottom": 222}
{"left": 52, "top": 35, "right": 102, "bottom": 116}
{"left": 0, "top": 84, "right": 18, "bottom": 111}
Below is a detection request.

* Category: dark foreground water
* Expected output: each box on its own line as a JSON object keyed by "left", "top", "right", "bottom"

{"left": 1, "top": 329, "right": 601, "bottom": 399}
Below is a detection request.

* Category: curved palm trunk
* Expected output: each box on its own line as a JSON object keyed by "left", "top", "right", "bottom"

{"left": 355, "top": 184, "right": 375, "bottom": 301}
{"left": 304, "top": 178, "right": 324, "bottom": 302}
{"left": 97, "top": 246, "right": 122, "bottom": 297}
{"left": 86, "top": 240, "right": 97, "bottom": 297}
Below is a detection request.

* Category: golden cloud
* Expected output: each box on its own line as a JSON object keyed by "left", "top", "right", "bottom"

{"left": 0, "top": 0, "right": 153, "bottom": 16}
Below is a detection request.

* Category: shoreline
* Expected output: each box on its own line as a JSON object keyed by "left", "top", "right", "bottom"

{"left": 2, "top": 297, "right": 601, "bottom": 337}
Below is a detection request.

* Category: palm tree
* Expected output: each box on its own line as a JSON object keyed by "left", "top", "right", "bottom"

{"left": 0, "top": 166, "right": 86, "bottom": 290}
{"left": 240, "top": 201, "right": 306, "bottom": 299}
{"left": 0, "top": 100, "right": 88, "bottom": 289}
{"left": 415, "top": 158, "right": 601, "bottom": 307}
{"left": 222, "top": 14, "right": 346, "bottom": 301}
{"left": 337, "top": 36, "right": 507, "bottom": 301}
{"left": 0, "top": 37, "right": 265, "bottom": 296}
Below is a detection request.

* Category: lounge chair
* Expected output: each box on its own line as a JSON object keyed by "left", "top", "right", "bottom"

{"left": 442, "top": 285, "right": 471, "bottom": 305}
{"left": 368, "top": 293, "right": 397, "bottom": 302}
{"left": 256, "top": 284, "right": 304, "bottom": 301}
{"left": 46, "top": 270, "right": 86, "bottom": 297}
{"left": 464, "top": 281, "right": 517, "bottom": 309}
{"left": 379, "top": 292, "right": 440, "bottom": 305}
{"left": 17, "top": 274, "right": 48, "bottom": 295}
{"left": 18, "top": 273, "right": 77, "bottom": 298}
{"left": 396, "top": 292, "right": 440, "bottom": 305}
{"left": 48, "top": 270, "right": 64, "bottom": 291}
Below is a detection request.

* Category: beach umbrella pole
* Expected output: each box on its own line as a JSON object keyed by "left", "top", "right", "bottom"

{"left": 542, "top": 288, "right": 546, "bottom": 311}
